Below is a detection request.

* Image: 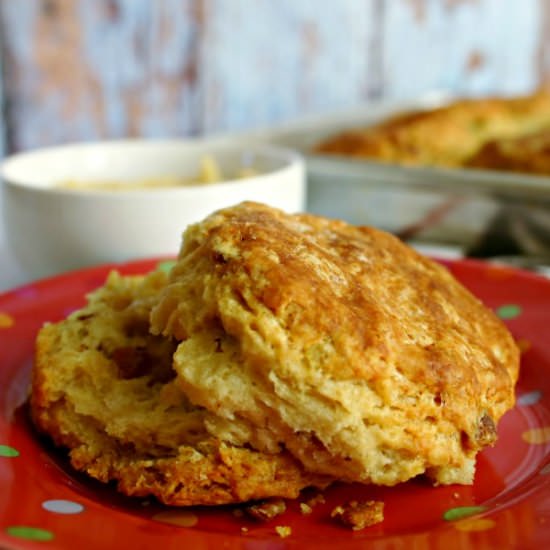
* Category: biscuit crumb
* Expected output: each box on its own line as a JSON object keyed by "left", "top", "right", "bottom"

{"left": 453, "top": 492, "right": 460, "bottom": 499}
{"left": 306, "top": 493, "right": 326, "bottom": 507}
{"left": 331, "top": 500, "right": 384, "bottom": 530}
{"left": 245, "top": 498, "right": 287, "bottom": 522}
{"left": 275, "top": 525, "right": 292, "bottom": 538}
{"left": 300, "top": 502, "right": 313, "bottom": 515}
{"left": 240, "top": 526, "right": 249, "bottom": 534}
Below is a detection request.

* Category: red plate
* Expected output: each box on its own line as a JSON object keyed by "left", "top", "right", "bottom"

{"left": 1, "top": 258, "right": 550, "bottom": 549}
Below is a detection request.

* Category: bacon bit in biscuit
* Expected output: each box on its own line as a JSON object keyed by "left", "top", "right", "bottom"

{"left": 275, "top": 525, "right": 292, "bottom": 538}
{"left": 245, "top": 498, "right": 287, "bottom": 522}
{"left": 300, "top": 502, "right": 313, "bottom": 515}
{"left": 331, "top": 500, "right": 384, "bottom": 530}
{"left": 111, "top": 346, "right": 152, "bottom": 379}
{"left": 475, "top": 413, "right": 497, "bottom": 447}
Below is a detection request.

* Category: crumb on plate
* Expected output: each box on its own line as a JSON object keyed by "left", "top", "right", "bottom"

{"left": 275, "top": 525, "right": 292, "bottom": 538}
{"left": 331, "top": 500, "right": 384, "bottom": 530}
{"left": 245, "top": 498, "right": 287, "bottom": 522}
{"left": 305, "top": 492, "right": 326, "bottom": 508}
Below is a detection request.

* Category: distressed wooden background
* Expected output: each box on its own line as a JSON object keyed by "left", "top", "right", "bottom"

{"left": 0, "top": 0, "right": 548, "bottom": 158}
{"left": 0, "top": 0, "right": 549, "bottom": 289}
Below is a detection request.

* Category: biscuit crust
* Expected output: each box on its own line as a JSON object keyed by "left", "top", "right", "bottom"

{"left": 151, "top": 202, "right": 519, "bottom": 486}
{"left": 315, "top": 92, "right": 550, "bottom": 169}
{"left": 32, "top": 202, "right": 519, "bottom": 505}
{"left": 466, "top": 128, "right": 550, "bottom": 174}
{"left": 31, "top": 270, "right": 329, "bottom": 505}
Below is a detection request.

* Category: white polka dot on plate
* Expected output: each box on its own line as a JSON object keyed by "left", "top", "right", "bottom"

{"left": 42, "top": 499, "right": 84, "bottom": 514}
{"left": 517, "top": 390, "right": 543, "bottom": 406}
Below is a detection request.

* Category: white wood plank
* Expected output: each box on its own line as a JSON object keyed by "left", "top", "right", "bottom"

{"left": 201, "top": 0, "right": 378, "bottom": 132}
{"left": 0, "top": 0, "right": 547, "bottom": 154}
{"left": 382, "top": 0, "right": 541, "bottom": 99}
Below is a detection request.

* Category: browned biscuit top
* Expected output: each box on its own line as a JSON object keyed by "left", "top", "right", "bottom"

{"left": 467, "top": 128, "right": 550, "bottom": 174}
{"left": 151, "top": 202, "right": 519, "bottom": 485}
{"left": 314, "top": 92, "right": 550, "bottom": 168}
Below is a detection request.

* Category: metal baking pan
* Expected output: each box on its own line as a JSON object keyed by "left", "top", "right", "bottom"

{"left": 240, "top": 93, "right": 550, "bottom": 260}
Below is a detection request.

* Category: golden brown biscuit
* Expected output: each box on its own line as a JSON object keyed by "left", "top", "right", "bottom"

{"left": 315, "top": 92, "right": 550, "bottom": 168}
{"left": 466, "top": 128, "right": 550, "bottom": 174}
{"left": 32, "top": 202, "right": 519, "bottom": 506}
{"left": 151, "top": 202, "right": 519, "bottom": 487}
{"left": 31, "top": 269, "right": 329, "bottom": 506}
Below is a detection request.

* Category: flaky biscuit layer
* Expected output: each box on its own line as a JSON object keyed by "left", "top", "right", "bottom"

{"left": 32, "top": 202, "right": 519, "bottom": 505}
{"left": 151, "top": 202, "right": 519, "bottom": 486}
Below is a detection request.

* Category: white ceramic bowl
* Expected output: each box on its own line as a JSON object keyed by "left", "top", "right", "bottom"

{"left": 1, "top": 140, "right": 305, "bottom": 279}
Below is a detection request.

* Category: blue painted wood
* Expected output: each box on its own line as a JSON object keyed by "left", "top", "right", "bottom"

{"left": 383, "top": 0, "right": 540, "bottom": 98}
{"left": 0, "top": 0, "right": 547, "bottom": 155}
{"left": 200, "top": 0, "right": 377, "bottom": 132}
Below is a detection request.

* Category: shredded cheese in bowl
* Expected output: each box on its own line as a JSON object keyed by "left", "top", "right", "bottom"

{"left": 58, "top": 156, "right": 255, "bottom": 191}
